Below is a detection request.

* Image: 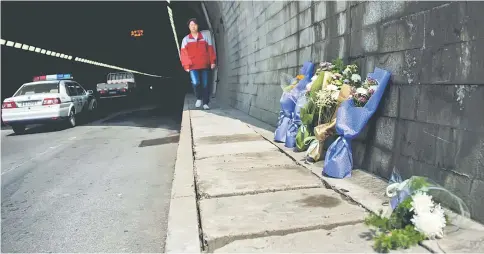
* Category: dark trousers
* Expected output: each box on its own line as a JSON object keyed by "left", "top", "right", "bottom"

{"left": 190, "top": 69, "right": 210, "bottom": 105}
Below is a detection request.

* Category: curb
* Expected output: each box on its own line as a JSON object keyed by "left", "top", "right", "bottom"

{"left": 165, "top": 95, "right": 201, "bottom": 253}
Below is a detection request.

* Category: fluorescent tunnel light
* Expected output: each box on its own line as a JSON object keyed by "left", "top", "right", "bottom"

{"left": 1, "top": 37, "right": 165, "bottom": 78}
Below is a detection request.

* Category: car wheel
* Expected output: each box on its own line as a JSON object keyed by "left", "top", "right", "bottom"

{"left": 67, "top": 109, "right": 76, "bottom": 128}
{"left": 12, "top": 125, "right": 26, "bottom": 135}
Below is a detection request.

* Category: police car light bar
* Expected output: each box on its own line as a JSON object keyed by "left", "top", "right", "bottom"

{"left": 33, "top": 74, "right": 73, "bottom": 82}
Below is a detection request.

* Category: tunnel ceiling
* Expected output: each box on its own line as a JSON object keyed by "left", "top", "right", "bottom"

{"left": 1, "top": 1, "right": 206, "bottom": 78}
{"left": 2, "top": 1, "right": 173, "bottom": 76}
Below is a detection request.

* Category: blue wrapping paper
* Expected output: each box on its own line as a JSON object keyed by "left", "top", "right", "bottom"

{"left": 274, "top": 93, "right": 295, "bottom": 143}
{"left": 390, "top": 187, "right": 411, "bottom": 210}
{"left": 285, "top": 62, "right": 315, "bottom": 148}
{"left": 274, "top": 61, "right": 314, "bottom": 143}
{"left": 274, "top": 106, "right": 293, "bottom": 143}
{"left": 323, "top": 67, "right": 391, "bottom": 178}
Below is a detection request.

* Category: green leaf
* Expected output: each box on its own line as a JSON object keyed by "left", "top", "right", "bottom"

{"left": 296, "top": 125, "right": 311, "bottom": 151}
{"left": 331, "top": 58, "right": 344, "bottom": 73}
{"left": 365, "top": 209, "right": 426, "bottom": 252}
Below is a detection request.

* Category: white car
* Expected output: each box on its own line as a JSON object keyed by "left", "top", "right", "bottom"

{"left": 1, "top": 74, "right": 97, "bottom": 134}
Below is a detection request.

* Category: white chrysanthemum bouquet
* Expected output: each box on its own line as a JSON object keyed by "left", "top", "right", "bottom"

{"left": 365, "top": 173, "right": 470, "bottom": 253}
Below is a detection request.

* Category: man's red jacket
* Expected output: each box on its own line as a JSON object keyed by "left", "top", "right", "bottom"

{"left": 180, "top": 30, "right": 216, "bottom": 71}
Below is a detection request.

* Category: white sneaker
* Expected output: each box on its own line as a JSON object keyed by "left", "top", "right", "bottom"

{"left": 195, "top": 100, "right": 202, "bottom": 108}
{"left": 203, "top": 104, "right": 210, "bottom": 110}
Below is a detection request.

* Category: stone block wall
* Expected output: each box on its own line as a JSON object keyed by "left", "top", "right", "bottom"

{"left": 204, "top": 1, "right": 484, "bottom": 223}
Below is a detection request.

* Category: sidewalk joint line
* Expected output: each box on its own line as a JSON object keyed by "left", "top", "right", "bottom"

{"left": 199, "top": 185, "right": 323, "bottom": 200}
{"left": 207, "top": 219, "right": 365, "bottom": 253}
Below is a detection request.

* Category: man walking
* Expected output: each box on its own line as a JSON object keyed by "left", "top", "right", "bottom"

{"left": 180, "top": 18, "right": 217, "bottom": 110}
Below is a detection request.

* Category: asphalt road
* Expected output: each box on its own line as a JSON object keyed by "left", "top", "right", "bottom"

{"left": 1, "top": 99, "right": 182, "bottom": 252}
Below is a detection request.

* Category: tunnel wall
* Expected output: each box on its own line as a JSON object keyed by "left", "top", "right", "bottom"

{"left": 204, "top": 1, "right": 484, "bottom": 223}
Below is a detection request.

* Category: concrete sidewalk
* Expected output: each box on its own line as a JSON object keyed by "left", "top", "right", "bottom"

{"left": 185, "top": 96, "right": 431, "bottom": 253}
{"left": 166, "top": 94, "right": 484, "bottom": 253}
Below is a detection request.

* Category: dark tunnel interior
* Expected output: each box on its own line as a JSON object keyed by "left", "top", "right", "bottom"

{"left": 1, "top": 1, "right": 210, "bottom": 114}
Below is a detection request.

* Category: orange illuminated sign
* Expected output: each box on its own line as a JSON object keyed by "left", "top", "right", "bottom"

{"left": 131, "top": 30, "right": 144, "bottom": 37}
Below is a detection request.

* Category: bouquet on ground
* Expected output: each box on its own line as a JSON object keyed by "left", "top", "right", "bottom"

{"left": 285, "top": 62, "right": 315, "bottom": 149}
{"left": 302, "top": 59, "right": 356, "bottom": 161}
{"left": 323, "top": 67, "right": 391, "bottom": 179}
{"left": 312, "top": 61, "right": 360, "bottom": 144}
{"left": 364, "top": 168, "right": 470, "bottom": 252}
{"left": 295, "top": 96, "right": 314, "bottom": 152}
{"left": 295, "top": 61, "right": 333, "bottom": 153}
{"left": 274, "top": 73, "right": 299, "bottom": 143}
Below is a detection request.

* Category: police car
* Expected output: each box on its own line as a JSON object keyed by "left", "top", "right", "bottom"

{"left": 1, "top": 74, "right": 98, "bottom": 134}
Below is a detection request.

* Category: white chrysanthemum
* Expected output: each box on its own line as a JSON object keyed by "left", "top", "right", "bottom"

{"left": 410, "top": 192, "right": 434, "bottom": 215}
{"left": 356, "top": 87, "right": 368, "bottom": 95}
{"left": 410, "top": 191, "right": 446, "bottom": 239}
{"left": 432, "top": 203, "right": 446, "bottom": 220}
{"left": 326, "top": 84, "right": 339, "bottom": 91}
{"left": 369, "top": 85, "right": 378, "bottom": 91}
{"left": 411, "top": 209, "right": 446, "bottom": 239}
{"left": 351, "top": 74, "right": 362, "bottom": 83}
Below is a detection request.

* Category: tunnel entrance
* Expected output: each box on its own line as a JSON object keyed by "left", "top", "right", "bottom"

{"left": 1, "top": 1, "right": 212, "bottom": 120}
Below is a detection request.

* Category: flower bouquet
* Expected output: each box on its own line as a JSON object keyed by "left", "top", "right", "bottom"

{"left": 302, "top": 59, "right": 359, "bottom": 162}
{"left": 365, "top": 169, "right": 471, "bottom": 253}
{"left": 295, "top": 74, "right": 321, "bottom": 152}
{"left": 323, "top": 67, "right": 391, "bottom": 179}
{"left": 274, "top": 73, "right": 298, "bottom": 143}
{"left": 295, "top": 99, "right": 314, "bottom": 152}
{"left": 284, "top": 62, "right": 315, "bottom": 148}
{"left": 313, "top": 61, "right": 360, "bottom": 148}
{"left": 274, "top": 63, "right": 314, "bottom": 144}
{"left": 303, "top": 70, "right": 334, "bottom": 162}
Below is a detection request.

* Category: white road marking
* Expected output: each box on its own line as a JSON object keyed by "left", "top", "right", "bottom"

{"left": 49, "top": 144, "right": 63, "bottom": 149}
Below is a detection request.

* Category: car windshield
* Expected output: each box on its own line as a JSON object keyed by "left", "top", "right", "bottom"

{"left": 14, "top": 82, "right": 60, "bottom": 96}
